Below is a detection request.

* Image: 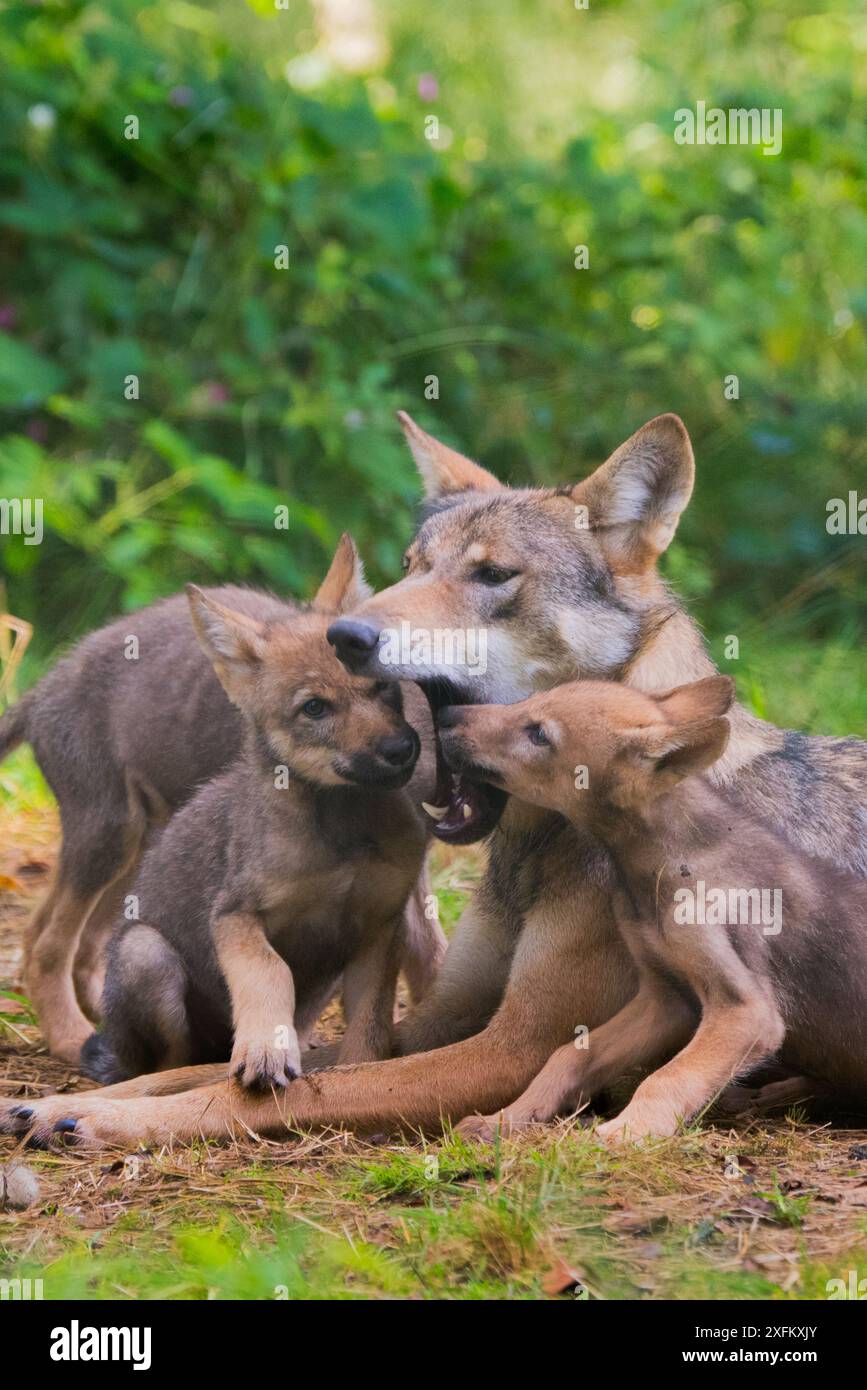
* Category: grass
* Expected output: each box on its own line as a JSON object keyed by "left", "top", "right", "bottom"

{"left": 1, "top": 631, "right": 866, "bottom": 1300}
{"left": 4, "top": 1118, "right": 867, "bottom": 1300}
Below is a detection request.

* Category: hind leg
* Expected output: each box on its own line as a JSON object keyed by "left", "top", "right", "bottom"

{"left": 97, "top": 924, "right": 194, "bottom": 1076}
{"left": 21, "top": 876, "right": 65, "bottom": 977}
{"left": 26, "top": 783, "right": 149, "bottom": 1061}
{"left": 24, "top": 872, "right": 103, "bottom": 1064}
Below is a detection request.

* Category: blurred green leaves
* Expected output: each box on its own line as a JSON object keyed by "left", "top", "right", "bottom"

{"left": 0, "top": 0, "right": 864, "bottom": 660}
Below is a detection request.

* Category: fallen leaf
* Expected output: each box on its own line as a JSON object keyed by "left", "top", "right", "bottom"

{"left": 542, "top": 1258, "right": 587, "bottom": 1297}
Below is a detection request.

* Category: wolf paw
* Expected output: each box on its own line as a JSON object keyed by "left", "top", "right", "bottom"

{"left": 229, "top": 1034, "right": 302, "bottom": 1090}
{"left": 456, "top": 1111, "right": 505, "bottom": 1143}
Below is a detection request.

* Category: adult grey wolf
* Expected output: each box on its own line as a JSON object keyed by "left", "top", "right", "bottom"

{"left": 4, "top": 413, "right": 865, "bottom": 1147}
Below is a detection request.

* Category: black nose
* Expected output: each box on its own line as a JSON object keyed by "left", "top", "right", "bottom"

{"left": 327, "top": 618, "right": 380, "bottom": 664}
{"left": 378, "top": 733, "right": 418, "bottom": 767}
{"left": 437, "top": 705, "right": 465, "bottom": 730}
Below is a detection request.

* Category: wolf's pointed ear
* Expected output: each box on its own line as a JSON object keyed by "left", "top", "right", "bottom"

{"left": 572, "top": 414, "right": 694, "bottom": 569}
{"left": 312, "top": 533, "right": 373, "bottom": 614}
{"left": 653, "top": 675, "right": 735, "bottom": 725}
{"left": 639, "top": 717, "right": 731, "bottom": 787}
{"left": 397, "top": 411, "right": 503, "bottom": 499}
{"left": 186, "top": 586, "right": 267, "bottom": 704}
{"left": 626, "top": 675, "right": 734, "bottom": 786}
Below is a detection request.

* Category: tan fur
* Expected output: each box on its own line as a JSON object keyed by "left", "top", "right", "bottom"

{"left": 23, "top": 880, "right": 100, "bottom": 1063}
{"left": 448, "top": 679, "right": 864, "bottom": 1141}
{"left": 16, "top": 535, "right": 440, "bottom": 1057}
{"left": 7, "top": 415, "right": 866, "bottom": 1150}
{"left": 213, "top": 911, "right": 302, "bottom": 1085}
{"left": 26, "top": 807, "right": 148, "bottom": 1062}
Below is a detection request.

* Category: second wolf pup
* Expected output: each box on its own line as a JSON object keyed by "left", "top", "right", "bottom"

{"left": 439, "top": 677, "right": 867, "bottom": 1140}
{"left": 82, "top": 538, "right": 433, "bottom": 1090}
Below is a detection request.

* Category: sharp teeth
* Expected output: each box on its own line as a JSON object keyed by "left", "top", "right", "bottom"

{"left": 422, "top": 802, "right": 449, "bottom": 821}
{"left": 462, "top": 803, "right": 472, "bottom": 819}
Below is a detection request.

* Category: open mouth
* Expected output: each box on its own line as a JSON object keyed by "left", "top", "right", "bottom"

{"left": 418, "top": 679, "right": 509, "bottom": 844}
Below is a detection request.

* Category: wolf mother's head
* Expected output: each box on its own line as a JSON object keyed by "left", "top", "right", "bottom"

{"left": 327, "top": 412, "right": 698, "bottom": 842}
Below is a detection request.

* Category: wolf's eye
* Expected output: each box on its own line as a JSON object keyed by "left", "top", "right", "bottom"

{"left": 371, "top": 680, "right": 392, "bottom": 696}
{"left": 301, "top": 697, "right": 330, "bottom": 719}
{"left": 475, "top": 564, "right": 519, "bottom": 586}
{"left": 525, "top": 723, "right": 550, "bottom": 748}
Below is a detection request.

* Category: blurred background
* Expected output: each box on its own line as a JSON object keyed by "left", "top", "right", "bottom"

{"left": 1, "top": 0, "right": 865, "bottom": 733}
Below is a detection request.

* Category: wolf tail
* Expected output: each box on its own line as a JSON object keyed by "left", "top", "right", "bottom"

{"left": 79, "top": 1032, "right": 129, "bottom": 1086}
{"left": 0, "top": 690, "right": 34, "bottom": 762}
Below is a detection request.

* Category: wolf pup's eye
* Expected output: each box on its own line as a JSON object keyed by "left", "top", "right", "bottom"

{"left": 301, "top": 698, "right": 330, "bottom": 719}
{"left": 525, "top": 723, "right": 550, "bottom": 748}
{"left": 476, "top": 564, "right": 519, "bottom": 586}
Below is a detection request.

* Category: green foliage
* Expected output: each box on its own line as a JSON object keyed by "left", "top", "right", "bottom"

{"left": 0, "top": 0, "right": 864, "bottom": 666}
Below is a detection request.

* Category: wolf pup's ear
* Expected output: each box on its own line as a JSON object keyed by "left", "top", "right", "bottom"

{"left": 312, "top": 533, "right": 373, "bottom": 614}
{"left": 629, "top": 675, "right": 734, "bottom": 789}
{"left": 653, "top": 675, "right": 735, "bottom": 725}
{"left": 572, "top": 414, "right": 694, "bottom": 570}
{"left": 630, "top": 675, "right": 733, "bottom": 789}
{"left": 643, "top": 717, "right": 731, "bottom": 788}
{"left": 186, "top": 585, "right": 267, "bottom": 704}
{"left": 397, "top": 411, "right": 503, "bottom": 500}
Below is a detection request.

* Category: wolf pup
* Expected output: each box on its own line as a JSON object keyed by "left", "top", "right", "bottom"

{"left": 0, "top": 540, "right": 445, "bottom": 1062}
{"left": 8, "top": 414, "right": 867, "bottom": 1150}
{"left": 79, "top": 540, "right": 433, "bottom": 1090}
{"left": 439, "top": 677, "right": 867, "bottom": 1141}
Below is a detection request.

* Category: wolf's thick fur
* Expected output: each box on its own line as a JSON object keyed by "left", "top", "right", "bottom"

{"left": 0, "top": 568, "right": 445, "bottom": 1063}
{"left": 438, "top": 677, "right": 867, "bottom": 1141}
{"left": 78, "top": 538, "right": 434, "bottom": 1089}
{"left": 4, "top": 413, "right": 866, "bottom": 1148}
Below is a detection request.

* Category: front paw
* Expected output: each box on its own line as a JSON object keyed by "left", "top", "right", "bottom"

{"left": 229, "top": 1033, "right": 302, "bottom": 1090}
{"left": 456, "top": 1112, "right": 500, "bottom": 1142}
{"left": 0, "top": 1100, "right": 31, "bottom": 1136}
{"left": 597, "top": 1108, "right": 677, "bottom": 1144}
{"left": 18, "top": 1102, "right": 124, "bottom": 1151}
{"left": 456, "top": 1109, "right": 527, "bottom": 1142}
{"left": 1, "top": 1096, "right": 80, "bottom": 1145}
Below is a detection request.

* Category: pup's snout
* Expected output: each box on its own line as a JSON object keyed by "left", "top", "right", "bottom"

{"left": 378, "top": 731, "right": 419, "bottom": 768}
{"left": 327, "top": 618, "right": 380, "bottom": 669}
{"left": 437, "top": 705, "right": 466, "bottom": 730}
